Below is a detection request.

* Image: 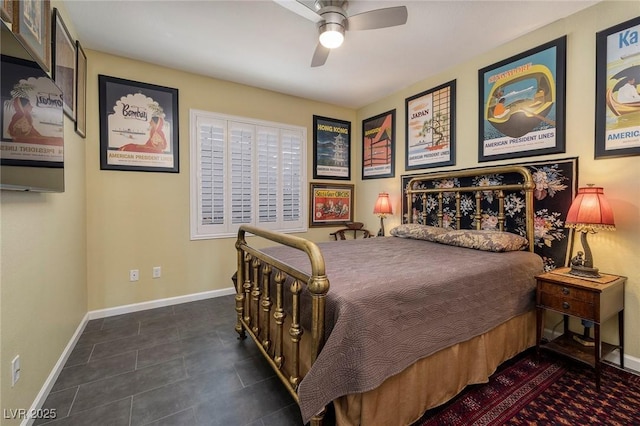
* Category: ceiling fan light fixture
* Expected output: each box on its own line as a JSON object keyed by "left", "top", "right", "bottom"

{"left": 319, "top": 22, "right": 344, "bottom": 49}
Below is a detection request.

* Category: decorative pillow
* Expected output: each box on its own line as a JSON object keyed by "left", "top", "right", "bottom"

{"left": 434, "top": 229, "right": 528, "bottom": 252}
{"left": 390, "top": 224, "right": 449, "bottom": 242}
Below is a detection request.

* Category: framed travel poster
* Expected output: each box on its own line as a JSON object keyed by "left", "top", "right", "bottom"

{"left": 478, "top": 36, "right": 566, "bottom": 162}
{"left": 0, "top": 55, "right": 64, "bottom": 166}
{"left": 98, "top": 75, "right": 179, "bottom": 173}
{"left": 12, "top": 0, "right": 51, "bottom": 73}
{"left": 595, "top": 16, "right": 640, "bottom": 159}
{"left": 405, "top": 80, "right": 456, "bottom": 170}
{"left": 1, "top": 0, "right": 13, "bottom": 23}
{"left": 52, "top": 8, "right": 75, "bottom": 119}
{"left": 309, "top": 182, "right": 354, "bottom": 227}
{"left": 75, "top": 40, "right": 87, "bottom": 138}
{"left": 362, "top": 109, "right": 395, "bottom": 179}
{"left": 313, "top": 115, "right": 351, "bottom": 180}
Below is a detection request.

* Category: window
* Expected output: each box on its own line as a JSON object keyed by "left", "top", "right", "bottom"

{"left": 190, "top": 110, "right": 307, "bottom": 239}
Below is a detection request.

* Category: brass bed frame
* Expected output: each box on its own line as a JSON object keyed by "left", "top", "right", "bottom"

{"left": 234, "top": 165, "right": 535, "bottom": 426}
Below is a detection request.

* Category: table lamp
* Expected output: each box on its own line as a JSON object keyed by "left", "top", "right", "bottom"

{"left": 565, "top": 185, "right": 615, "bottom": 278}
{"left": 373, "top": 192, "right": 393, "bottom": 236}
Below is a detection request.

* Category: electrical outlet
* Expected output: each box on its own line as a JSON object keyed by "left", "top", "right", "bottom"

{"left": 129, "top": 269, "right": 139, "bottom": 282}
{"left": 152, "top": 266, "right": 161, "bottom": 279}
{"left": 11, "top": 355, "right": 20, "bottom": 387}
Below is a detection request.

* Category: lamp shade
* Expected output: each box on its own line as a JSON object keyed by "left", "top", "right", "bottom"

{"left": 373, "top": 192, "right": 393, "bottom": 215}
{"left": 565, "top": 186, "right": 615, "bottom": 231}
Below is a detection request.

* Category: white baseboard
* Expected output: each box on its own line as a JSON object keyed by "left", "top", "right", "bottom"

{"left": 23, "top": 288, "right": 236, "bottom": 426}
{"left": 22, "top": 312, "right": 89, "bottom": 426}
{"left": 87, "top": 287, "right": 236, "bottom": 320}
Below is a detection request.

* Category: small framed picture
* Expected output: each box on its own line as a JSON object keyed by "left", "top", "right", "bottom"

{"left": 595, "top": 16, "right": 640, "bottom": 159}
{"left": 12, "top": 0, "right": 51, "bottom": 73}
{"left": 99, "top": 75, "right": 179, "bottom": 173}
{"left": 362, "top": 109, "right": 395, "bottom": 179}
{"left": 1, "top": 0, "right": 13, "bottom": 23}
{"left": 313, "top": 115, "right": 351, "bottom": 180}
{"left": 309, "top": 182, "right": 354, "bottom": 227}
{"left": 478, "top": 37, "right": 566, "bottom": 162}
{"left": 75, "top": 40, "right": 87, "bottom": 138}
{"left": 52, "top": 8, "right": 75, "bottom": 119}
{"left": 405, "top": 80, "right": 456, "bottom": 170}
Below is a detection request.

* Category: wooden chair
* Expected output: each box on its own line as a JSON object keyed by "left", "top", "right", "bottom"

{"left": 330, "top": 222, "right": 373, "bottom": 240}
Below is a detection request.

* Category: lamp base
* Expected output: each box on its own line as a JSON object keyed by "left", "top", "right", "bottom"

{"left": 568, "top": 264, "right": 601, "bottom": 279}
{"left": 377, "top": 216, "right": 385, "bottom": 237}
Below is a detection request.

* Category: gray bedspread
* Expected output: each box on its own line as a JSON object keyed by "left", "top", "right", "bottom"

{"left": 261, "top": 236, "right": 543, "bottom": 422}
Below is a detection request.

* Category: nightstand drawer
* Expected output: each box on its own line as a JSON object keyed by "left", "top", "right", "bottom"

{"left": 538, "top": 281, "right": 596, "bottom": 303}
{"left": 539, "top": 293, "right": 596, "bottom": 319}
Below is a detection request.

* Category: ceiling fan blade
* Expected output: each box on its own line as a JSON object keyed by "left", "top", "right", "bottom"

{"left": 272, "top": 0, "right": 322, "bottom": 23}
{"left": 311, "top": 43, "right": 330, "bottom": 67}
{"left": 347, "top": 6, "right": 408, "bottom": 31}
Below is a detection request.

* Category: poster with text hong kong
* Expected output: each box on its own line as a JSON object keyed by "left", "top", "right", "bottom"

{"left": 478, "top": 37, "right": 566, "bottom": 162}
{"left": 99, "top": 75, "right": 179, "bottom": 172}
{"left": 313, "top": 115, "right": 351, "bottom": 180}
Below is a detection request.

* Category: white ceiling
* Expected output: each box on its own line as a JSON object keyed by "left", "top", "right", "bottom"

{"left": 64, "top": 0, "right": 600, "bottom": 109}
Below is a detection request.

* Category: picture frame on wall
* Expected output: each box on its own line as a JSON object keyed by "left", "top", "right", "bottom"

{"left": 75, "top": 40, "right": 87, "bottom": 138}
{"left": 99, "top": 75, "right": 179, "bottom": 173}
{"left": 478, "top": 36, "right": 566, "bottom": 162}
{"left": 309, "top": 182, "right": 354, "bottom": 227}
{"left": 1, "top": 54, "right": 64, "bottom": 166}
{"left": 405, "top": 80, "right": 456, "bottom": 171}
{"left": 1, "top": 0, "right": 13, "bottom": 23}
{"left": 362, "top": 109, "right": 395, "bottom": 179}
{"left": 12, "top": 0, "right": 51, "bottom": 73}
{"left": 52, "top": 8, "right": 75, "bottom": 119}
{"left": 595, "top": 16, "right": 640, "bottom": 159}
{"left": 313, "top": 115, "right": 351, "bottom": 180}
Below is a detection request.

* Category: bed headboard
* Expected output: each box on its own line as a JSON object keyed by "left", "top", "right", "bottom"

{"left": 404, "top": 165, "right": 535, "bottom": 252}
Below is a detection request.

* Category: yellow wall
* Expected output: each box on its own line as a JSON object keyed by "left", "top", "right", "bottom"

{"left": 1, "top": 3, "right": 87, "bottom": 416}
{"left": 85, "top": 52, "right": 355, "bottom": 310}
{"left": 356, "top": 1, "right": 640, "bottom": 357}
{"left": 1, "top": 0, "right": 639, "bottom": 420}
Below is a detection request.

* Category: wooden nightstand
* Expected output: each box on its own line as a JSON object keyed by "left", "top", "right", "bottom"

{"left": 535, "top": 267, "right": 625, "bottom": 391}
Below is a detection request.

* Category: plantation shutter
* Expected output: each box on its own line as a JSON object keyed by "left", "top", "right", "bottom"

{"left": 257, "top": 126, "right": 279, "bottom": 228}
{"left": 229, "top": 122, "right": 254, "bottom": 228}
{"left": 190, "top": 110, "right": 307, "bottom": 239}
{"left": 195, "top": 116, "right": 226, "bottom": 235}
{"left": 281, "top": 129, "right": 304, "bottom": 227}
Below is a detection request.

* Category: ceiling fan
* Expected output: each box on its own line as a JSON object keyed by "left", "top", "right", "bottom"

{"left": 275, "top": 0, "right": 408, "bottom": 67}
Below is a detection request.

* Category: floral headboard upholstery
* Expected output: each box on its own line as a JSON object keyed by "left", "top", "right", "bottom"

{"left": 401, "top": 158, "right": 577, "bottom": 271}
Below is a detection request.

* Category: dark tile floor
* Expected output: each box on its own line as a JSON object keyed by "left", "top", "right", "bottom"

{"left": 37, "top": 295, "right": 307, "bottom": 426}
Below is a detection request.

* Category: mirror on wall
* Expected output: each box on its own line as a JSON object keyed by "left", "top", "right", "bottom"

{"left": 1, "top": 20, "right": 65, "bottom": 192}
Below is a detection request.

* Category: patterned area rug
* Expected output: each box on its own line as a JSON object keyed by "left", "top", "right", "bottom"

{"left": 415, "top": 350, "right": 640, "bottom": 425}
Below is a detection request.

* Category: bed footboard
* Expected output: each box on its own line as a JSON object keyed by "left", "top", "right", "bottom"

{"left": 234, "top": 225, "right": 330, "bottom": 425}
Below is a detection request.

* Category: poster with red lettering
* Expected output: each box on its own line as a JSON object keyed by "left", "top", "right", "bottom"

{"left": 98, "top": 75, "right": 179, "bottom": 172}
{"left": 309, "top": 182, "right": 354, "bottom": 227}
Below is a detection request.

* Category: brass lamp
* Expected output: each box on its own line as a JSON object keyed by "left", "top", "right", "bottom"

{"left": 565, "top": 185, "right": 615, "bottom": 278}
{"left": 373, "top": 192, "right": 393, "bottom": 236}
